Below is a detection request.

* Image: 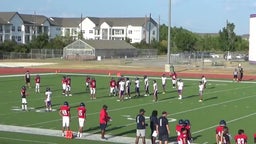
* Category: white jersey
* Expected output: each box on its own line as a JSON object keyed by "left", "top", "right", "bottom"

{"left": 126, "top": 80, "right": 131, "bottom": 87}
{"left": 45, "top": 91, "right": 52, "bottom": 102}
{"left": 177, "top": 81, "right": 184, "bottom": 90}
{"left": 153, "top": 83, "right": 158, "bottom": 92}
{"left": 161, "top": 76, "right": 167, "bottom": 85}
{"left": 144, "top": 78, "right": 149, "bottom": 87}
{"left": 119, "top": 81, "right": 125, "bottom": 91}
{"left": 199, "top": 84, "right": 204, "bottom": 92}
{"left": 202, "top": 77, "right": 207, "bottom": 84}
{"left": 135, "top": 80, "right": 140, "bottom": 88}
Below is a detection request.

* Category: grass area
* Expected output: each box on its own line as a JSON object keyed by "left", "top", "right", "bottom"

{"left": 0, "top": 73, "right": 256, "bottom": 143}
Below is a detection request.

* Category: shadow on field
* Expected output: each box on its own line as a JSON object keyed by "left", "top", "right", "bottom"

{"left": 204, "top": 96, "right": 218, "bottom": 101}
{"left": 160, "top": 96, "right": 176, "bottom": 101}
{"left": 34, "top": 103, "right": 60, "bottom": 109}
{"left": 114, "top": 129, "right": 136, "bottom": 136}
{"left": 183, "top": 94, "right": 198, "bottom": 99}
{"left": 191, "top": 135, "right": 202, "bottom": 141}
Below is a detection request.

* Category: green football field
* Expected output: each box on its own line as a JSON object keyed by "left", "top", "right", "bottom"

{"left": 0, "top": 73, "right": 256, "bottom": 143}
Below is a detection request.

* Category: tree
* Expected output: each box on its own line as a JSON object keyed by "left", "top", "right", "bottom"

{"left": 218, "top": 21, "right": 237, "bottom": 52}
{"left": 28, "top": 33, "right": 49, "bottom": 49}
{"left": 172, "top": 27, "right": 198, "bottom": 52}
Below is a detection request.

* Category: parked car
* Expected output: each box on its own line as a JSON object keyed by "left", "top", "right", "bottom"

{"left": 210, "top": 53, "right": 220, "bottom": 58}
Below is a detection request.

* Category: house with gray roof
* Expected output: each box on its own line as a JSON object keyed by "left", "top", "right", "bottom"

{"left": 81, "top": 17, "right": 159, "bottom": 43}
{"left": 0, "top": 12, "right": 61, "bottom": 43}
{"left": 63, "top": 39, "right": 138, "bottom": 60}
{"left": 0, "top": 11, "right": 159, "bottom": 45}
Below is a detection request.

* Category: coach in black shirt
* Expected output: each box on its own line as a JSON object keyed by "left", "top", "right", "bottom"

{"left": 135, "top": 108, "right": 146, "bottom": 144}
{"left": 157, "top": 111, "right": 170, "bottom": 144}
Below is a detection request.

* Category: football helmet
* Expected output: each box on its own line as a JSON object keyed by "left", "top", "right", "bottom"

{"left": 46, "top": 87, "right": 50, "bottom": 91}
{"left": 22, "top": 86, "right": 26, "bottom": 90}
{"left": 80, "top": 102, "right": 85, "bottom": 107}
{"left": 178, "top": 119, "right": 184, "bottom": 125}
{"left": 219, "top": 120, "right": 226, "bottom": 126}
{"left": 184, "top": 119, "right": 190, "bottom": 125}
{"left": 64, "top": 101, "right": 69, "bottom": 106}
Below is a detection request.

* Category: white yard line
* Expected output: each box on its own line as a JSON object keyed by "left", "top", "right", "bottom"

{"left": 0, "top": 124, "right": 180, "bottom": 144}
{"left": 0, "top": 136, "right": 58, "bottom": 144}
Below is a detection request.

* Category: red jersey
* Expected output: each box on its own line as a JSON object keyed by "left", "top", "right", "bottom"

{"left": 216, "top": 126, "right": 224, "bottom": 141}
{"left": 176, "top": 124, "right": 184, "bottom": 136}
{"left": 77, "top": 106, "right": 86, "bottom": 119}
{"left": 99, "top": 108, "right": 110, "bottom": 124}
{"left": 90, "top": 80, "right": 96, "bottom": 88}
{"left": 110, "top": 80, "right": 116, "bottom": 87}
{"left": 59, "top": 105, "right": 70, "bottom": 117}
{"left": 234, "top": 134, "right": 247, "bottom": 144}
{"left": 66, "top": 78, "right": 71, "bottom": 86}
{"left": 86, "top": 77, "right": 90, "bottom": 83}
{"left": 171, "top": 72, "right": 177, "bottom": 80}
{"left": 21, "top": 89, "right": 27, "bottom": 98}
{"left": 35, "top": 76, "right": 40, "bottom": 83}
{"left": 177, "top": 133, "right": 188, "bottom": 144}
{"left": 62, "top": 78, "right": 67, "bottom": 84}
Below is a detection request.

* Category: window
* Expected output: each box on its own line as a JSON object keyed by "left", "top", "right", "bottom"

{"left": 17, "top": 36, "right": 21, "bottom": 41}
{"left": 17, "top": 26, "right": 21, "bottom": 32}
{"left": 128, "top": 30, "right": 132, "bottom": 34}
{"left": 25, "top": 26, "right": 30, "bottom": 33}
{"left": 11, "top": 36, "right": 15, "bottom": 41}
{"left": 12, "top": 26, "right": 15, "bottom": 32}
{"left": 0, "top": 35, "right": 2, "bottom": 42}
{"left": 112, "top": 29, "right": 124, "bottom": 35}
{"left": 89, "top": 30, "right": 93, "bottom": 34}
{"left": 152, "top": 30, "right": 155, "bottom": 35}
{"left": 0, "top": 25, "right": 2, "bottom": 32}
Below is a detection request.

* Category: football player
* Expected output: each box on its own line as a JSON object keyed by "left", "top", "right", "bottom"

{"left": 21, "top": 86, "right": 28, "bottom": 111}
{"left": 144, "top": 75, "right": 149, "bottom": 96}
{"left": 65, "top": 76, "right": 72, "bottom": 96}
{"left": 216, "top": 120, "right": 227, "bottom": 144}
{"left": 59, "top": 101, "right": 71, "bottom": 136}
{"left": 177, "top": 79, "right": 184, "bottom": 100}
{"left": 45, "top": 87, "right": 52, "bottom": 112}
{"left": 234, "top": 129, "right": 247, "bottom": 144}
{"left": 24, "top": 70, "right": 31, "bottom": 88}
{"left": 161, "top": 74, "right": 167, "bottom": 94}
{"left": 90, "top": 77, "right": 96, "bottom": 99}
{"left": 77, "top": 102, "right": 87, "bottom": 138}
{"left": 35, "top": 74, "right": 40, "bottom": 93}
{"left": 109, "top": 77, "right": 117, "bottom": 96}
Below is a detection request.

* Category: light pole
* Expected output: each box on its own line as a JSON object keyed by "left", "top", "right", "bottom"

{"left": 165, "top": 0, "right": 172, "bottom": 72}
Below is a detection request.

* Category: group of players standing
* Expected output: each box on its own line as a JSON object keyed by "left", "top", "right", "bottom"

{"left": 216, "top": 120, "right": 249, "bottom": 144}
{"left": 21, "top": 71, "right": 52, "bottom": 112}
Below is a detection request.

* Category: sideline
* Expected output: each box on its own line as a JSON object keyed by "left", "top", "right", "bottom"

{"left": 0, "top": 124, "right": 181, "bottom": 144}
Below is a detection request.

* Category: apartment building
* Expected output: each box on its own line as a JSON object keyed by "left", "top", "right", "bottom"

{"left": 0, "top": 12, "right": 159, "bottom": 44}
{"left": 0, "top": 12, "right": 61, "bottom": 44}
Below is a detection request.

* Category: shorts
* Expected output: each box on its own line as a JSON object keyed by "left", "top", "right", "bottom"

{"left": 233, "top": 75, "right": 238, "bottom": 78}
{"left": 62, "top": 116, "right": 70, "bottom": 127}
{"left": 35, "top": 83, "right": 40, "bottom": 88}
{"left": 25, "top": 78, "right": 30, "bottom": 83}
{"left": 62, "top": 84, "right": 66, "bottom": 90}
{"left": 119, "top": 90, "right": 124, "bottom": 96}
{"left": 135, "top": 87, "right": 140, "bottom": 93}
{"left": 110, "top": 87, "right": 115, "bottom": 93}
{"left": 126, "top": 87, "right": 130, "bottom": 94}
{"left": 158, "top": 133, "right": 169, "bottom": 141}
{"left": 154, "top": 90, "right": 158, "bottom": 96}
{"left": 46, "top": 101, "right": 51, "bottom": 106}
{"left": 78, "top": 118, "right": 85, "bottom": 127}
{"left": 172, "top": 79, "right": 176, "bottom": 84}
{"left": 100, "top": 123, "right": 107, "bottom": 130}
{"left": 136, "top": 129, "right": 146, "bottom": 137}
{"left": 22, "top": 98, "right": 27, "bottom": 104}
{"left": 178, "top": 90, "right": 182, "bottom": 94}
{"left": 66, "top": 85, "right": 71, "bottom": 91}
{"left": 199, "top": 91, "right": 203, "bottom": 96}
{"left": 90, "top": 88, "right": 96, "bottom": 94}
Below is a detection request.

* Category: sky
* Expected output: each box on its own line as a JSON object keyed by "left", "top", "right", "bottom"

{"left": 1, "top": 0, "right": 256, "bottom": 35}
